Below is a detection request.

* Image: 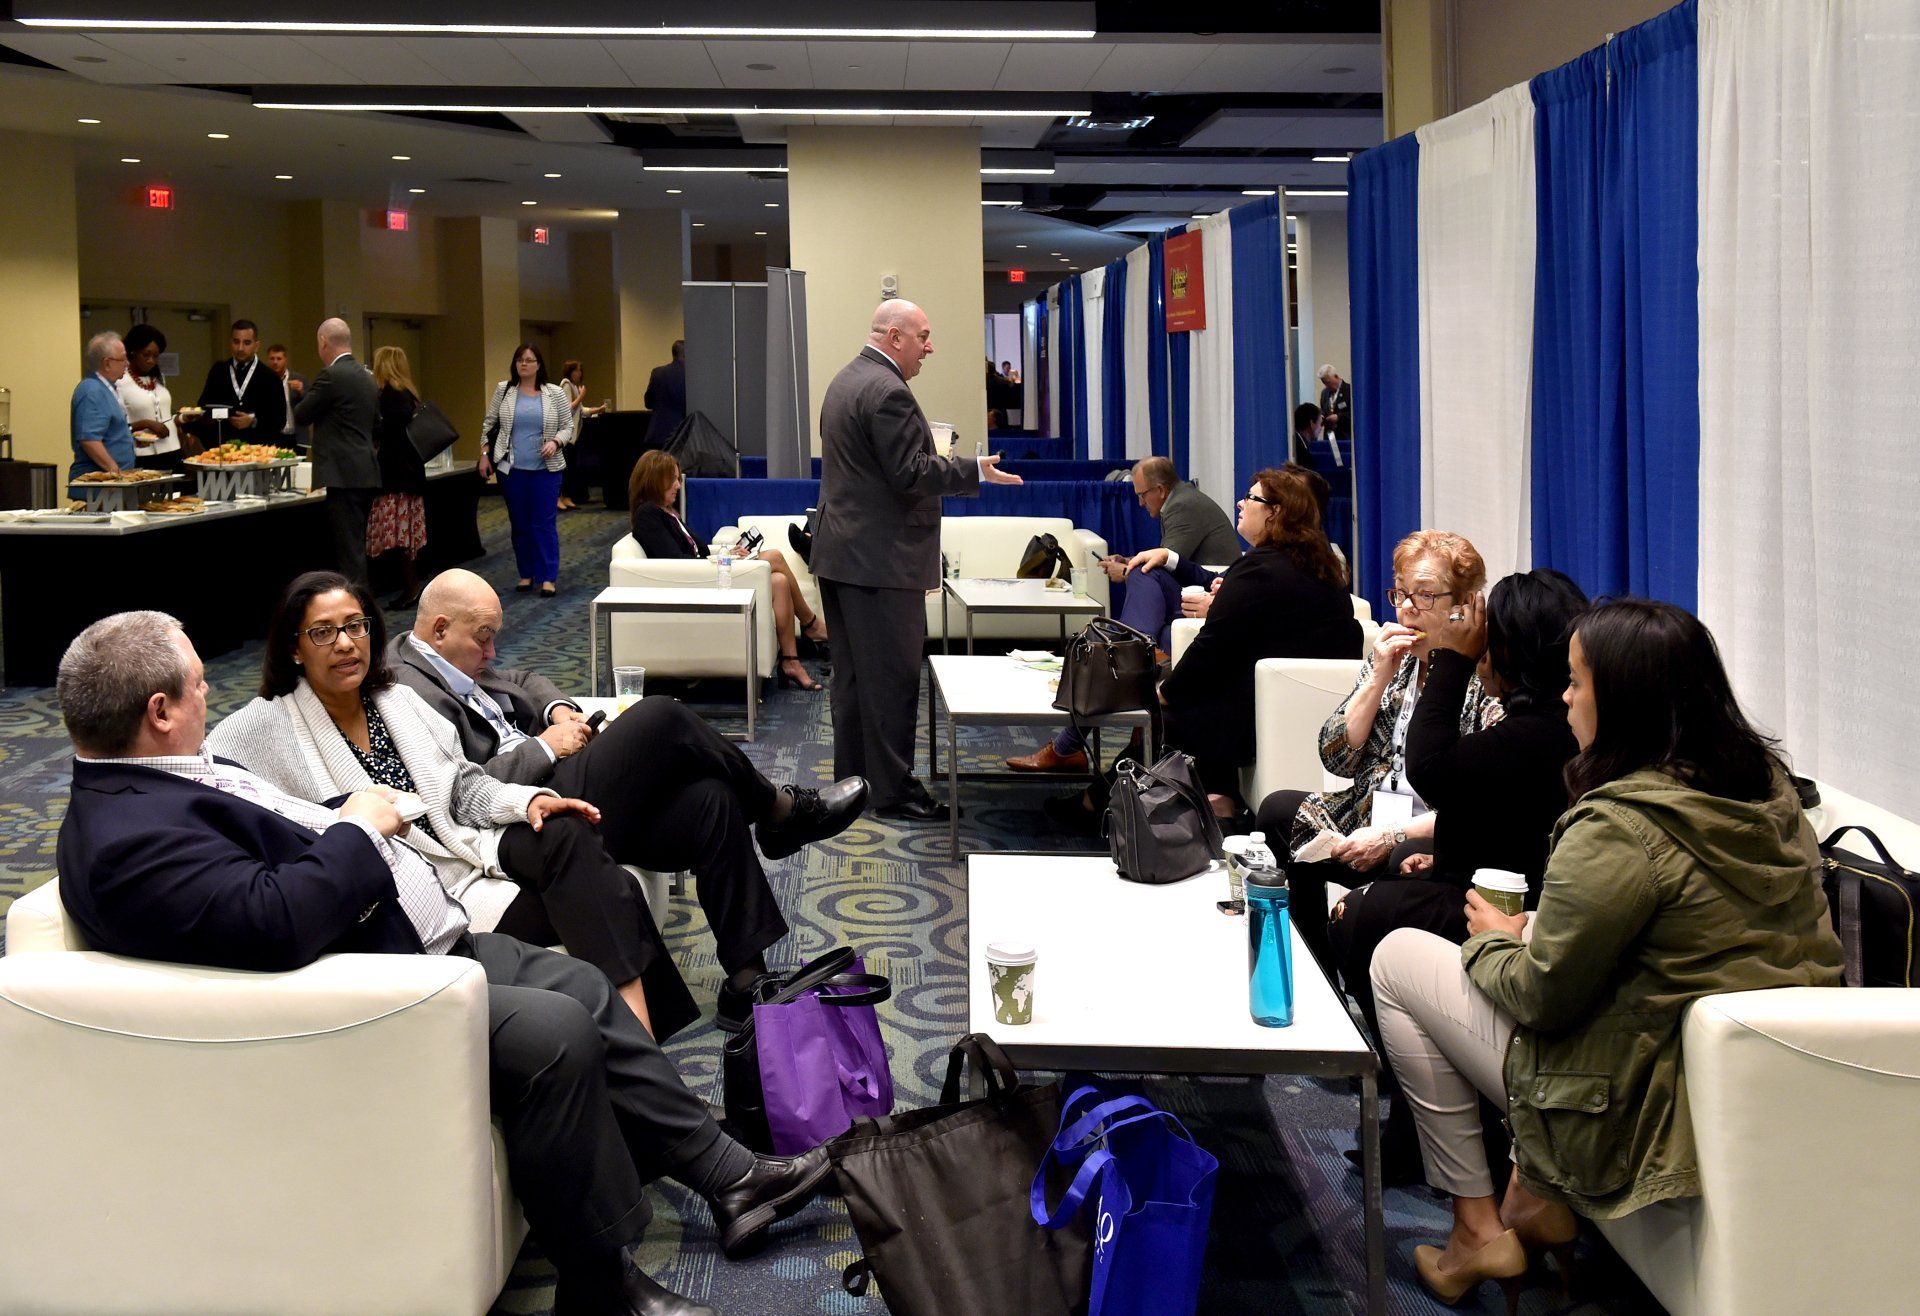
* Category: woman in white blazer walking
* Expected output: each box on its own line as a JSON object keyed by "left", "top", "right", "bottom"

{"left": 478, "top": 343, "right": 573, "bottom": 597}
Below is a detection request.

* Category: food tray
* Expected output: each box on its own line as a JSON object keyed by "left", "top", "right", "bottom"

{"left": 68, "top": 472, "right": 185, "bottom": 511}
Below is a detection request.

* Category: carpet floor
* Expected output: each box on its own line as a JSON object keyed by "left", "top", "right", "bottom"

{"left": 0, "top": 499, "right": 1662, "bottom": 1316}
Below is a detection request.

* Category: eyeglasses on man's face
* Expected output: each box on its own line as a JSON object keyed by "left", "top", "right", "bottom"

{"left": 300, "top": 616, "right": 372, "bottom": 647}
{"left": 1387, "top": 587, "right": 1455, "bottom": 610}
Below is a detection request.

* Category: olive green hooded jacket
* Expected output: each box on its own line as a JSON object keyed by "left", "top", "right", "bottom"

{"left": 1462, "top": 768, "right": 1844, "bottom": 1218}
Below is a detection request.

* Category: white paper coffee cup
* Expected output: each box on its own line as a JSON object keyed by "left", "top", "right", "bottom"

{"left": 985, "top": 940, "right": 1036, "bottom": 1026}
{"left": 1181, "top": 585, "right": 1206, "bottom": 599}
{"left": 1221, "top": 835, "right": 1252, "bottom": 900}
{"left": 1472, "top": 869, "right": 1528, "bottom": 916}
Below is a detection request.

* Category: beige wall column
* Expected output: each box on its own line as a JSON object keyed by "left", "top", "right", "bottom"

{"left": 555, "top": 229, "right": 619, "bottom": 410}
{"left": 616, "top": 210, "right": 689, "bottom": 406}
{"left": 431, "top": 216, "right": 521, "bottom": 461}
{"left": 1295, "top": 212, "right": 1351, "bottom": 409}
{"left": 0, "top": 136, "right": 83, "bottom": 468}
{"left": 787, "top": 125, "right": 986, "bottom": 450}
{"left": 287, "top": 199, "right": 367, "bottom": 375}
{"left": 1382, "top": 0, "right": 1450, "bottom": 139}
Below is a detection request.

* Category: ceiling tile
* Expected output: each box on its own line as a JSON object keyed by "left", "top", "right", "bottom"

{"left": 703, "top": 40, "right": 815, "bottom": 89}
{"left": 1084, "top": 42, "right": 1214, "bottom": 93}
{"left": 804, "top": 41, "right": 907, "bottom": 91}
{"left": 904, "top": 41, "right": 1011, "bottom": 89}
{"left": 995, "top": 41, "right": 1112, "bottom": 91}
{"left": 395, "top": 37, "right": 538, "bottom": 85}
{"left": 1174, "top": 44, "right": 1330, "bottom": 94}
{"left": 0, "top": 34, "right": 171, "bottom": 83}
{"left": 283, "top": 36, "right": 451, "bottom": 87}
{"left": 500, "top": 38, "right": 632, "bottom": 88}
{"left": 603, "top": 40, "right": 723, "bottom": 89}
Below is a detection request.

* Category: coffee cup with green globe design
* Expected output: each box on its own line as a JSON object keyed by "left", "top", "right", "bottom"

{"left": 1471, "top": 869, "right": 1529, "bottom": 917}
{"left": 985, "top": 941, "right": 1037, "bottom": 1026}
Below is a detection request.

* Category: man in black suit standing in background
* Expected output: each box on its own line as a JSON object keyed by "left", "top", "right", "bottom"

{"left": 642, "top": 339, "right": 686, "bottom": 448}
{"left": 295, "top": 317, "right": 381, "bottom": 585}
{"left": 811, "top": 299, "right": 1022, "bottom": 822}
{"left": 189, "top": 319, "right": 285, "bottom": 450}
{"left": 1317, "top": 364, "right": 1352, "bottom": 446}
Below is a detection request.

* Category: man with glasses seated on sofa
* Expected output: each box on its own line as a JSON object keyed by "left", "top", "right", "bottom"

{"left": 54, "top": 610, "right": 832, "bottom": 1316}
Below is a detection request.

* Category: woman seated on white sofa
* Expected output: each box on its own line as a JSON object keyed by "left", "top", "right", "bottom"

{"left": 1369, "top": 599, "right": 1843, "bottom": 1307}
{"left": 627, "top": 449, "right": 826, "bottom": 691}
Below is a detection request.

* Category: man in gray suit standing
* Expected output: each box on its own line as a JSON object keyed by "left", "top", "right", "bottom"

{"left": 813, "top": 300, "right": 1022, "bottom": 821}
{"left": 295, "top": 317, "right": 381, "bottom": 585}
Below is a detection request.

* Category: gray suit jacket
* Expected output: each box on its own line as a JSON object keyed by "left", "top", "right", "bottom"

{"left": 812, "top": 347, "right": 981, "bottom": 590}
{"left": 389, "top": 635, "right": 577, "bottom": 787}
{"left": 1158, "top": 480, "right": 1242, "bottom": 565}
{"left": 295, "top": 352, "right": 380, "bottom": 489}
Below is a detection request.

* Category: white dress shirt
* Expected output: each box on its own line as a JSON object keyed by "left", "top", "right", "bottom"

{"left": 406, "top": 634, "right": 555, "bottom": 764}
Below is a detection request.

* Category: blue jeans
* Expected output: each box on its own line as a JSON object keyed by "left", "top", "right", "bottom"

{"left": 1051, "top": 566, "right": 1182, "bottom": 754}
{"left": 502, "top": 467, "right": 562, "bottom": 583}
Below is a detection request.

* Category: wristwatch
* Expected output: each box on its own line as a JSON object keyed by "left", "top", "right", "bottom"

{"left": 1391, "top": 827, "right": 1408, "bottom": 846}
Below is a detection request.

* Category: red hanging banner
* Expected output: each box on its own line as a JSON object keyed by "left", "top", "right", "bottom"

{"left": 1163, "top": 229, "right": 1207, "bottom": 333}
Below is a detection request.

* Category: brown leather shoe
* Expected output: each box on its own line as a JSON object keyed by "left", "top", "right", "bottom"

{"left": 1006, "top": 743, "right": 1090, "bottom": 773}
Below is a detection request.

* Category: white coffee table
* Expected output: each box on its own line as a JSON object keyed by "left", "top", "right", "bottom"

{"left": 967, "top": 854, "right": 1385, "bottom": 1316}
{"left": 926, "top": 655, "right": 1155, "bottom": 856}
{"left": 588, "top": 586, "right": 759, "bottom": 741}
{"left": 941, "top": 577, "right": 1103, "bottom": 654}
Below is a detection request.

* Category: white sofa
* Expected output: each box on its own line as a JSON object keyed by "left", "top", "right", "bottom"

{"left": 717, "top": 513, "right": 1110, "bottom": 646}
{"left": 0, "top": 880, "right": 526, "bottom": 1316}
{"left": 608, "top": 536, "right": 778, "bottom": 680}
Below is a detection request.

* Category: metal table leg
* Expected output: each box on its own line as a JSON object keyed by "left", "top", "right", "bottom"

{"left": 1361, "top": 1069, "right": 1384, "bottom": 1316}
{"left": 926, "top": 670, "right": 937, "bottom": 779}
{"left": 744, "top": 600, "right": 758, "bottom": 741}
{"left": 590, "top": 601, "right": 602, "bottom": 696}
{"left": 966, "top": 609, "right": 976, "bottom": 656}
{"left": 947, "top": 709, "right": 960, "bottom": 857}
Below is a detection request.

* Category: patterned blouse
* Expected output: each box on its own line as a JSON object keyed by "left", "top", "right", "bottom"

{"left": 345, "top": 697, "right": 441, "bottom": 843}
{"left": 1288, "top": 654, "right": 1500, "bottom": 855}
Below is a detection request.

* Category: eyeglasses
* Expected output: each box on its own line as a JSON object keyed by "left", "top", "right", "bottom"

{"left": 300, "top": 616, "right": 372, "bottom": 646}
{"left": 1240, "top": 493, "right": 1279, "bottom": 507}
{"left": 1386, "top": 588, "right": 1455, "bottom": 610}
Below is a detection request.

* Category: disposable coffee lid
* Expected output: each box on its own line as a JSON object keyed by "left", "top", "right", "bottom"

{"left": 985, "top": 940, "right": 1037, "bottom": 964}
{"left": 1472, "top": 868, "right": 1528, "bottom": 892}
{"left": 1244, "top": 869, "right": 1289, "bottom": 896}
{"left": 1248, "top": 831, "right": 1266, "bottom": 843}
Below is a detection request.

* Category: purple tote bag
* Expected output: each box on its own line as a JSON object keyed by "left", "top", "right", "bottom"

{"left": 755, "top": 957, "right": 894, "bottom": 1154}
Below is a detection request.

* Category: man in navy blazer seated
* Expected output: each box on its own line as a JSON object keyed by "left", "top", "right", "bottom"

{"left": 390, "top": 567, "right": 869, "bottom": 1030}
{"left": 55, "top": 610, "right": 832, "bottom": 1316}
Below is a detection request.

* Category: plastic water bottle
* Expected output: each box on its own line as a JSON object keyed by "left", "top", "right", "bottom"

{"left": 1246, "top": 865, "right": 1294, "bottom": 1028}
{"left": 1244, "top": 830, "right": 1276, "bottom": 877}
{"left": 717, "top": 555, "right": 733, "bottom": 589}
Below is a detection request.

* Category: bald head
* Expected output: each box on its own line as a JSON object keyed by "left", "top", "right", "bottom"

{"left": 866, "top": 299, "right": 934, "bottom": 380}
{"left": 316, "top": 317, "right": 352, "bottom": 363}
{"left": 414, "top": 569, "right": 504, "bottom": 678}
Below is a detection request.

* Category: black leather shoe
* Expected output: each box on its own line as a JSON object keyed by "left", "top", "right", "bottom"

{"left": 756, "top": 778, "right": 870, "bottom": 860}
{"left": 708, "top": 1145, "right": 832, "bottom": 1260}
{"left": 714, "top": 981, "right": 758, "bottom": 1033}
{"left": 553, "top": 1252, "right": 719, "bottom": 1316}
{"left": 876, "top": 796, "right": 953, "bottom": 823}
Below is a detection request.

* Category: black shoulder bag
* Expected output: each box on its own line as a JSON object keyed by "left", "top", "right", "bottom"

{"left": 1106, "top": 750, "right": 1225, "bottom": 885}
{"left": 1017, "top": 532, "right": 1074, "bottom": 581}
{"left": 1821, "top": 826, "right": 1919, "bottom": 988}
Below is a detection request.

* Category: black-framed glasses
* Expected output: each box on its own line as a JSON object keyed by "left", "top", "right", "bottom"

{"left": 300, "top": 616, "right": 372, "bottom": 647}
{"left": 1386, "top": 588, "right": 1455, "bottom": 610}
{"left": 1240, "top": 493, "right": 1279, "bottom": 507}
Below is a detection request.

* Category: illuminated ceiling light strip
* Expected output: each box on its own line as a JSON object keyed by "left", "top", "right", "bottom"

{"left": 980, "top": 167, "right": 1054, "bottom": 176}
{"left": 256, "top": 101, "right": 1086, "bottom": 117}
{"left": 1311, "top": 155, "right": 1353, "bottom": 163}
{"left": 1290, "top": 189, "right": 1349, "bottom": 197}
{"left": 21, "top": 18, "right": 1096, "bottom": 38}
{"left": 981, "top": 200, "right": 1022, "bottom": 207}
{"left": 643, "top": 165, "right": 787, "bottom": 173}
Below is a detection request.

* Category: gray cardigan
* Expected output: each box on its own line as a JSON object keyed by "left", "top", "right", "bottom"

{"left": 205, "top": 680, "right": 550, "bottom": 930}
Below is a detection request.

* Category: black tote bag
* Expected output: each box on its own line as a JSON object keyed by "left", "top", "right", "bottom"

{"left": 829, "top": 1034, "right": 1091, "bottom": 1316}
{"left": 406, "top": 399, "right": 460, "bottom": 463}
{"left": 1106, "top": 751, "right": 1225, "bottom": 886}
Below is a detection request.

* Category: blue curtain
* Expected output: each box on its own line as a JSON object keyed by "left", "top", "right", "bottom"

{"left": 1054, "top": 284, "right": 1078, "bottom": 450}
{"left": 1034, "top": 297, "right": 1050, "bottom": 434}
{"left": 1348, "top": 135, "right": 1423, "bottom": 612}
{"left": 1102, "top": 255, "right": 1129, "bottom": 460}
{"left": 1147, "top": 236, "right": 1170, "bottom": 458}
{"left": 1166, "top": 225, "right": 1192, "bottom": 476}
{"left": 1529, "top": 0, "right": 1698, "bottom": 606}
{"left": 1229, "top": 195, "right": 1290, "bottom": 503}
{"left": 1067, "top": 276, "right": 1091, "bottom": 459}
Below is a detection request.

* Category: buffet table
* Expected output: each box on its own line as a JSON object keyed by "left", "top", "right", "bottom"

{"left": 0, "top": 464, "right": 482, "bottom": 687}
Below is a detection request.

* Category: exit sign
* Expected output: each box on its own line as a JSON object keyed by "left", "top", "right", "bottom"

{"left": 531, "top": 226, "right": 550, "bottom": 245}
{"left": 1007, "top": 269, "right": 1026, "bottom": 283}
{"left": 385, "top": 209, "right": 409, "bottom": 231}
{"left": 146, "top": 186, "right": 173, "bottom": 210}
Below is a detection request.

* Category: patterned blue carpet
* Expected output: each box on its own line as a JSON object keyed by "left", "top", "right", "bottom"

{"left": 0, "top": 498, "right": 1660, "bottom": 1315}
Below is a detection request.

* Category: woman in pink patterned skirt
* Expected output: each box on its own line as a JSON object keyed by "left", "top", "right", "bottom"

{"left": 369, "top": 345, "right": 429, "bottom": 610}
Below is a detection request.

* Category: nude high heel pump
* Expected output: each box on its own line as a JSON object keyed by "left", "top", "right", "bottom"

{"left": 1511, "top": 1200, "right": 1580, "bottom": 1297}
{"left": 1413, "top": 1229, "right": 1527, "bottom": 1315}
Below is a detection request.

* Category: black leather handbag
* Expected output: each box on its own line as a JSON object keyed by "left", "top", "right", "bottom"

{"left": 1053, "top": 617, "right": 1158, "bottom": 720}
{"left": 1106, "top": 750, "right": 1225, "bottom": 885}
{"left": 406, "top": 399, "right": 460, "bottom": 462}
{"left": 1821, "top": 826, "right": 1919, "bottom": 988}
{"left": 1017, "top": 532, "right": 1074, "bottom": 580}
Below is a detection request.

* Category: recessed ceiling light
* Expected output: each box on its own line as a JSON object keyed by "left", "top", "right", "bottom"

{"left": 1324, "top": 66, "right": 1356, "bottom": 75}
{"left": 1015, "top": 244, "right": 1027, "bottom": 249}
{"left": 753, "top": 230, "right": 768, "bottom": 236}
{"left": 1048, "top": 251, "right": 1062, "bottom": 256}
{"left": 77, "top": 117, "right": 101, "bottom": 124}
{"left": 120, "top": 157, "right": 140, "bottom": 163}
{"left": 1311, "top": 155, "right": 1352, "bottom": 164}
{"left": 391, "top": 154, "right": 410, "bottom": 161}
{"left": 666, "top": 188, "right": 683, "bottom": 194}
{"left": 274, "top": 174, "right": 292, "bottom": 180}
{"left": 763, "top": 201, "right": 779, "bottom": 207}
{"left": 521, "top": 200, "right": 537, "bottom": 205}
{"left": 408, "top": 187, "right": 426, "bottom": 194}
{"left": 692, "top": 221, "right": 705, "bottom": 227}
{"left": 543, "top": 172, "right": 562, "bottom": 178}
{"left": 207, "top": 131, "right": 229, "bottom": 139}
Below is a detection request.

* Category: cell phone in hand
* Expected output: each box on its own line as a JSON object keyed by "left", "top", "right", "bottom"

{"left": 586, "top": 710, "right": 608, "bottom": 732}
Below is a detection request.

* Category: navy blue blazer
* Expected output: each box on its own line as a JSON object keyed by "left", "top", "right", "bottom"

{"left": 57, "top": 758, "right": 423, "bottom": 972}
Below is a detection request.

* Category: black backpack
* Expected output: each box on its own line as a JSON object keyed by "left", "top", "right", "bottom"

{"left": 1821, "top": 826, "right": 1919, "bottom": 988}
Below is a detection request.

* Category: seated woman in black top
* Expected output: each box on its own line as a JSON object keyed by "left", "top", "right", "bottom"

{"left": 1330, "top": 567, "right": 1587, "bottom": 1177}
{"left": 1048, "top": 466, "right": 1363, "bottom": 831}
{"left": 627, "top": 449, "right": 827, "bottom": 691}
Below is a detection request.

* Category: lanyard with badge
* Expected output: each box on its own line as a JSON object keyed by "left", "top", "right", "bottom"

{"left": 1371, "top": 665, "right": 1430, "bottom": 830}
{"left": 229, "top": 357, "right": 258, "bottom": 407}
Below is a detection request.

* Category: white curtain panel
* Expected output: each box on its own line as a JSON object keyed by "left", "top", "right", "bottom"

{"left": 1697, "top": 0, "right": 1920, "bottom": 810}
{"left": 1080, "top": 267, "right": 1106, "bottom": 458}
{"left": 1045, "top": 286, "right": 1062, "bottom": 438}
{"left": 1123, "top": 244, "right": 1153, "bottom": 458}
{"left": 1188, "top": 211, "right": 1238, "bottom": 515}
{"left": 1415, "top": 83, "right": 1537, "bottom": 584}
{"left": 1021, "top": 300, "right": 1040, "bottom": 425}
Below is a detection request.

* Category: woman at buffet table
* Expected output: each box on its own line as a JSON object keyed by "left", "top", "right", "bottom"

{"left": 116, "top": 324, "right": 195, "bottom": 472}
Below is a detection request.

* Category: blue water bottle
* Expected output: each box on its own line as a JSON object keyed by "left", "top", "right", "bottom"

{"left": 1245, "top": 866, "right": 1294, "bottom": 1027}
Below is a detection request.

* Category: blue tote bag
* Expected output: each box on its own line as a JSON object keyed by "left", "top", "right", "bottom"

{"left": 1029, "top": 1085, "right": 1218, "bottom": 1316}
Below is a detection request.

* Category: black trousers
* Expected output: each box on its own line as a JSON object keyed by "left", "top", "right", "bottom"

{"left": 326, "top": 485, "right": 376, "bottom": 585}
{"left": 468, "top": 932, "right": 741, "bottom": 1276}
{"left": 492, "top": 698, "right": 788, "bottom": 1038}
{"left": 819, "top": 578, "right": 926, "bottom": 809}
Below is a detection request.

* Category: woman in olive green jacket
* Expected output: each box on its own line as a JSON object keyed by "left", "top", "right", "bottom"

{"left": 1370, "top": 599, "right": 1843, "bottom": 1309}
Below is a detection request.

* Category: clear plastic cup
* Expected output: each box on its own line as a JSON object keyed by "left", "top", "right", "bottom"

{"left": 614, "top": 665, "right": 645, "bottom": 713}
